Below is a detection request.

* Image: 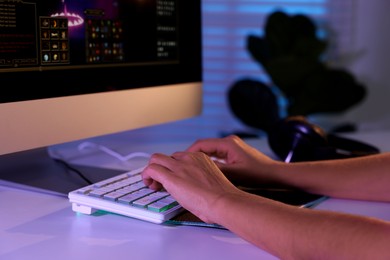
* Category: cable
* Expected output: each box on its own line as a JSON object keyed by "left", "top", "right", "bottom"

{"left": 54, "top": 158, "right": 93, "bottom": 185}
{"left": 51, "top": 141, "right": 151, "bottom": 185}
{"left": 77, "top": 141, "right": 151, "bottom": 162}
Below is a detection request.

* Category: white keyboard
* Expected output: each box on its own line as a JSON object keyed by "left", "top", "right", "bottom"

{"left": 68, "top": 168, "right": 185, "bottom": 224}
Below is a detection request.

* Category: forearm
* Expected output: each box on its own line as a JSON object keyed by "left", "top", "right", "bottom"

{"left": 213, "top": 191, "right": 390, "bottom": 260}
{"left": 270, "top": 153, "right": 390, "bottom": 202}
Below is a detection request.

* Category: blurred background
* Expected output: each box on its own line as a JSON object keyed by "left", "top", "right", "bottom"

{"left": 126, "top": 0, "right": 390, "bottom": 141}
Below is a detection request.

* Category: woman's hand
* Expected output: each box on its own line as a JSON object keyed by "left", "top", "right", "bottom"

{"left": 186, "top": 135, "right": 282, "bottom": 187}
{"left": 141, "top": 151, "right": 241, "bottom": 224}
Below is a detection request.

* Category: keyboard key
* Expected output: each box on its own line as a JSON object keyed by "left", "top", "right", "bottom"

{"left": 148, "top": 196, "right": 178, "bottom": 212}
{"left": 117, "top": 188, "right": 155, "bottom": 204}
{"left": 132, "top": 191, "right": 169, "bottom": 207}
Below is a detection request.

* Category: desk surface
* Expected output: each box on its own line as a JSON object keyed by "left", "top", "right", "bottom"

{"left": 1, "top": 130, "right": 390, "bottom": 260}
{"left": 2, "top": 184, "right": 390, "bottom": 260}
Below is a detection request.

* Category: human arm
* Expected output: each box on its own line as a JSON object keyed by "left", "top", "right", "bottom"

{"left": 141, "top": 150, "right": 390, "bottom": 259}
{"left": 187, "top": 135, "right": 390, "bottom": 202}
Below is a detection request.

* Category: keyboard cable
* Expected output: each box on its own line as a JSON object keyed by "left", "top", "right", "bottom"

{"left": 52, "top": 141, "right": 151, "bottom": 185}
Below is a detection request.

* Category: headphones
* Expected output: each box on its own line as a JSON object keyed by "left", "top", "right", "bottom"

{"left": 267, "top": 116, "right": 380, "bottom": 162}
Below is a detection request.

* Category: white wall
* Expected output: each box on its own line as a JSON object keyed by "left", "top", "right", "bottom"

{"left": 339, "top": 0, "right": 390, "bottom": 131}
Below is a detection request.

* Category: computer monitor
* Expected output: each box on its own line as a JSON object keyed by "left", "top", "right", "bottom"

{"left": 0, "top": 0, "right": 202, "bottom": 193}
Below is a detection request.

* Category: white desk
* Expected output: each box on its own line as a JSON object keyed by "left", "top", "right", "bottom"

{"left": 1, "top": 131, "right": 390, "bottom": 260}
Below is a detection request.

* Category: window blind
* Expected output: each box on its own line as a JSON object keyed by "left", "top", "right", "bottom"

{"left": 129, "top": 0, "right": 355, "bottom": 141}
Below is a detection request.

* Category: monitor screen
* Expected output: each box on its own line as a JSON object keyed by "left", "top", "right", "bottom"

{"left": 0, "top": 0, "right": 202, "bottom": 156}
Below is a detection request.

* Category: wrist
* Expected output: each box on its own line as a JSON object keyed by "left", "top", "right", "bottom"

{"left": 267, "top": 161, "right": 294, "bottom": 187}
{"left": 211, "top": 188, "right": 249, "bottom": 226}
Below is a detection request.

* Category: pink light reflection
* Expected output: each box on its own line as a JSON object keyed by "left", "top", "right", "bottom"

{"left": 51, "top": 1, "right": 84, "bottom": 27}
